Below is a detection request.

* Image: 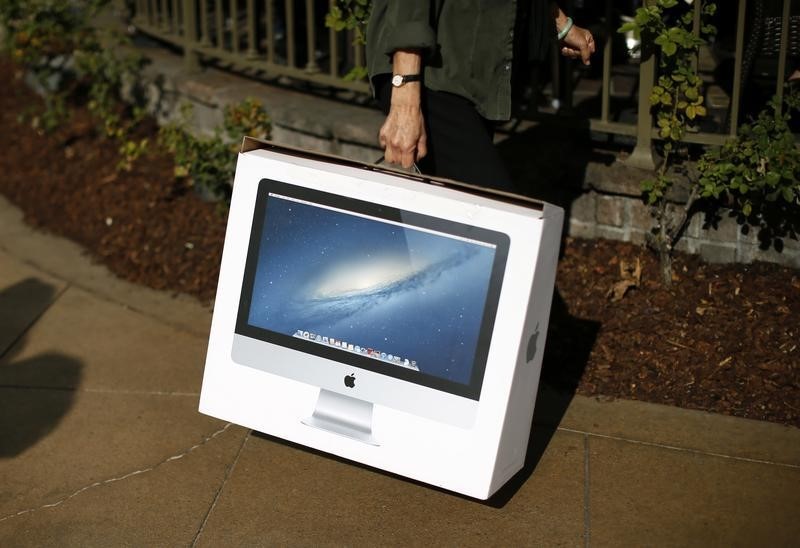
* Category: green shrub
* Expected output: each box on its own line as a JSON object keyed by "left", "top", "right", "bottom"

{"left": 2, "top": 0, "right": 149, "bottom": 170}
{"left": 697, "top": 87, "right": 800, "bottom": 249}
{"left": 159, "top": 98, "right": 271, "bottom": 204}
{"left": 74, "top": 32, "right": 148, "bottom": 137}
{"left": 1, "top": 0, "right": 109, "bottom": 129}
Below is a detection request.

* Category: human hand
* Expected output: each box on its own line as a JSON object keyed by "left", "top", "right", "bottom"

{"left": 379, "top": 88, "right": 427, "bottom": 169}
{"left": 560, "top": 24, "right": 595, "bottom": 65}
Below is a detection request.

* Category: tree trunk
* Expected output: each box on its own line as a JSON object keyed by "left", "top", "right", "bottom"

{"left": 659, "top": 246, "right": 673, "bottom": 286}
{"left": 657, "top": 199, "right": 673, "bottom": 286}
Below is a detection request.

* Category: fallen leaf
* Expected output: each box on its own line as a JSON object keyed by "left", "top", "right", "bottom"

{"left": 606, "top": 257, "right": 642, "bottom": 302}
{"left": 607, "top": 279, "right": 637, "bottom": 302}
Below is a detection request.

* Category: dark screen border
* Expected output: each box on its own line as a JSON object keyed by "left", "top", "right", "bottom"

{"left": 234, "top": 178, "right": 510, "bottom": 400}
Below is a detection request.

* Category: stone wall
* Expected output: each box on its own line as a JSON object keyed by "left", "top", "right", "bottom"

{"left": 568, "top": 191, "right": 799, "bottom": 267}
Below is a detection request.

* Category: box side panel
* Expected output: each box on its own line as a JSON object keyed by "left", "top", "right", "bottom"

{"left": 489, "top": 206, "right": 564, "bottom": 495}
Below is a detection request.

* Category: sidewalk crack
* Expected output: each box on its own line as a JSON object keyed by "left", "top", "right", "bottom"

{"left": 0, "top": 422, "right": 234, "bottom": 523}
{"left": 583, "top": 434, "right": 591, "bottom": 548}
{"left": 191, "top": 431, "right": 250, "bottom": 547}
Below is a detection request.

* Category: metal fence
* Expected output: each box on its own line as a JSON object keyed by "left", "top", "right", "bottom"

{"left": 132, "top": 0, "right": 797, "bottom": 168}
{"left": 133, "top": 0, "right": 368, "bottom": 92}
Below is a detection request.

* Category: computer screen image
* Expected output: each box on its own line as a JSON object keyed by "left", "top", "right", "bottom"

{"left": 234, "top": 179, "right": 509, "bottom": 404}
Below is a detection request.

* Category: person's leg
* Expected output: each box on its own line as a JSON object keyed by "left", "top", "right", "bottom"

{"left": 376, "top": 78, "right": 515, "bottom": 192}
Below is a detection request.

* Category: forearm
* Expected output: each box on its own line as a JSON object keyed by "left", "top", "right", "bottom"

{"left": 392, "top": 49, "right": 422, "bottom": 76}
{"left": 380, "top": 49, "right": 427, "bottom": 168}
{"left": 389, "top": 49, "right": 423, "bottom": 108}
{"left": 550, "top": 3, "right": 570, "bottom": 34}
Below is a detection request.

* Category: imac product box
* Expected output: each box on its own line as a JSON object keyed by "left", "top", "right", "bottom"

{"left": 199, "top": 139, "right": 564, "bottom": 499}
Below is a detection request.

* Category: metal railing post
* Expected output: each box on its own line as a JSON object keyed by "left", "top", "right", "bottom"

{"left": 230, "top": 0, "right": 240, "bottom": 54}
{"left": 775, "top": 0, "right": 791, "bottom": 106}
{"left": 171, "top": 0, "right": 180, "bottom": 34}
{"left": 626, "top": 53, "right": 656, "bottom": 170}
{"left": 215, "top": 0, "right": 223, "bottom": 50}
{"left": 354, "top": 37, "right": 364, "bottom": 74}
{"left": 135, "top": 0, "right": 145, "bottom": 26}
{"left": 200, "top": 0, "right": 211, "bottom": 46}
{"left": 183, "top": 0, "right": 200, "bottom": 71}
{"left": 247, "top": 0, "right": 257, "bottom": 58}
{"left": 285, "top": 0, "right": 296, "bottom": 67}
{"left": 691, "top": 0, "right": 701, "bottom": 73}
{"left": 304, "top": 0, "right": 320, "bottom": 73}
{"left": 159, "top": 0, "right": 169, "bottom": 30}
{"left": 328, "top": 0, "right": 339, "bottom": 78}
{"left": 729, "top": 0, "right": 746, "bottom": 136}
{"left": 266, "top": 0, "right": 275, "bottom": 64}
{"left": 600, "top": 0, "right": 612, "bottom": 124}
{"left": 625, "top": 0, "right": 656, "bottom": 170}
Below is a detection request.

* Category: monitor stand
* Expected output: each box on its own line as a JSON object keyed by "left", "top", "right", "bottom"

{"left": 302, "top": 389, "right": 379, "bottom": 446}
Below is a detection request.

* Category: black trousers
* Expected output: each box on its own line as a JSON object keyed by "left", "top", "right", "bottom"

{"left": 377, "top": 77, "right": 515, "bottom": 193}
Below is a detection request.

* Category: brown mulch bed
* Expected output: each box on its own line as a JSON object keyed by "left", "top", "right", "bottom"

{"left": 1, "top": 58, "right": 798, "bottom": 428}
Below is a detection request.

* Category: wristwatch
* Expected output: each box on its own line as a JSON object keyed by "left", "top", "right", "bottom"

{"left": 391, "top": 73, "right": 422, "bottom": 87}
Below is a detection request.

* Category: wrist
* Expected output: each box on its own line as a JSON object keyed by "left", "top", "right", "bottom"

{"left": 391, "top": 73, "right": 422, "bottom": 88}
{"left": 553, "top": 5, "right": 570, "bottom": 30}
{"left": 557, "top": 16, "right": 574, "bottom": 41}
{"left": 390, "top": 83, "right": 422, "bottom": 108}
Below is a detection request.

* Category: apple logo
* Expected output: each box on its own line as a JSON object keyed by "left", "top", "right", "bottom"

{"left": 344, "top": 373, "right": 356, "bottom": 388}
{"left": 526, "top": 323, "right": 540, "bottom": 363}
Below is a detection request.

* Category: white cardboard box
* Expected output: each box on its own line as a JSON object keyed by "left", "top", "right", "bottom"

{"left": 200, "top": 139, "right": 563, "bottom": 499}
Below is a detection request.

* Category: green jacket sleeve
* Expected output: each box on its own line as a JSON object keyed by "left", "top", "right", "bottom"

{"left": 382, "top": 0, "right": 436, "bottom": 54}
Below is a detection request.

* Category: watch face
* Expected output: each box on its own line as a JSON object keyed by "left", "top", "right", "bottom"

{"left": 391, "top": 74, "right": 403, "bottom": 87}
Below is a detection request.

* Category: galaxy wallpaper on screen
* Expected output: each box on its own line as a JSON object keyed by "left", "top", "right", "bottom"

{"left": 246, "top": 195, "right": 497, "bottom": 385}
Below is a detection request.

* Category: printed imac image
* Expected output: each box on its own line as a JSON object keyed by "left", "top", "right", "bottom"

{"left": 234, "top": 179, "right": 509, "bottom": 400}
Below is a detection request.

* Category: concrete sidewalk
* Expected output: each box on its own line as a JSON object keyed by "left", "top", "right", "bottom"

{"left": 1, "top": 194, "right": 798, "bottom": 547}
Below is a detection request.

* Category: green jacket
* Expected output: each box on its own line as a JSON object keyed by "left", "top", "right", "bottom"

{"left": 366, "top": 0, "right": 552, "bottom": 121}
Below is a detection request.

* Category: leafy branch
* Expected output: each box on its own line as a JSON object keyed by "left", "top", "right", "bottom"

{"left": 620, "top": 0, "right": 717, "bottom": 284}
{"left": 325, "top": 0, "right": 371, "bottom": 81}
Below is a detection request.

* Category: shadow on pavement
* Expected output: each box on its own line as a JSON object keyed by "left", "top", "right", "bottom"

{"left": 0, "top": 278, "right": 83, "bottom": 458}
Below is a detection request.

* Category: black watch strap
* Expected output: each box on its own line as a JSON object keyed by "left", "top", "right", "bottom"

{"left": 391, "top": 74, "right": 422, "bottom": 87}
